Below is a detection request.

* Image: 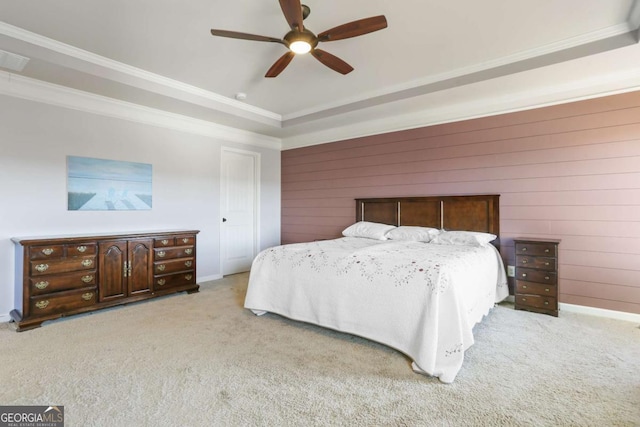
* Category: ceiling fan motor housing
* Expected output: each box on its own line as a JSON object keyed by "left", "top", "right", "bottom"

{"left": 284, "top": 29, "right": 318, "bottom": 51}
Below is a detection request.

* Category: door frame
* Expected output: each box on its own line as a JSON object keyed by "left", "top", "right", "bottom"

{"left": 220, "top": 147, "right": 261, "bottom": 276}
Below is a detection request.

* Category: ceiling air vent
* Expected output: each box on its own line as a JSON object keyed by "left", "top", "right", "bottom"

{"left": 0, "top": 49, "right": 30, "bottom": 72}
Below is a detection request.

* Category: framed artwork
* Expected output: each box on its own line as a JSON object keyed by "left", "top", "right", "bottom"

{"left": 67, "top": 156, "right": 152, "bottom": 210}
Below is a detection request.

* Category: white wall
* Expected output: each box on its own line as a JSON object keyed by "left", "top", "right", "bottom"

{"left": 0, "top": 94, "right": 281, "bottom": 321}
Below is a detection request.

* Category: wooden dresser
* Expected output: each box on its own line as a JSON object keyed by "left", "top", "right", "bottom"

{"left": 11, "top": 230, "right": 199, "bottom": 331}
{"left": 514, "top": 238, "right": 561, "bottom": 317}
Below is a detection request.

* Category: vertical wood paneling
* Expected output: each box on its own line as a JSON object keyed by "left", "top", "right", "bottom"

{"left": 281, "top": 91, "right": 640, "bottom": 315}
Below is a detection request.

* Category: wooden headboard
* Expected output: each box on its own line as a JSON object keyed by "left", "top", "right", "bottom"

{"left": 355, "top": 194, "right": 500, "bottom": 240}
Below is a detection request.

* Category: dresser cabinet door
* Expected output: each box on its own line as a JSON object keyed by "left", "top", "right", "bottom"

{"left": 128, "top": 239, "right": 153, "bottom": 295}
{"left": 99, "top": 240, "right": 127, "bottom": 302}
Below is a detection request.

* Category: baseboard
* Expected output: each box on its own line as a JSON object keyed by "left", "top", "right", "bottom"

{"left": 198, "top": 274, "right": 223, "bottom": 283}
{"left": 0, "top": 313, "right": 12, "bottom": 323}
{"left": 560, "top": 303, "right": 640, "bottom": 324}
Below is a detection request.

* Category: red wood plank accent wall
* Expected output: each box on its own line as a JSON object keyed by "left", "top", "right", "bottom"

{"left": 281, "top": 91, "right": 640, "bottom": 315}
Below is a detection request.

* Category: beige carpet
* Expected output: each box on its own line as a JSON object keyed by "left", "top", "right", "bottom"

{"left": 1, "top": 273, "right": 639, "bottom": 426}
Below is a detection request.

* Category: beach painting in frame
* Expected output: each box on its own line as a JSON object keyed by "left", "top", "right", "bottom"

{"left": 67, "top": 156, "right": 152, "bottom": 210}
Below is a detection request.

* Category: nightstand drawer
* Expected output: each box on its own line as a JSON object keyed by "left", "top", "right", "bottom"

{"left": 516, "top": 280, "right": 556, "bottom": 297}
{"left": 515, "top": 267, "right": 557, "bottom": 285}
{"left": 515, "top": 294, "right": 557, "bottom": 311}
{"left": 515, "top": 242, "right": 557, "bottom": 257}
{"left": 516, "top": 255, "right": 556, "bottom": 271}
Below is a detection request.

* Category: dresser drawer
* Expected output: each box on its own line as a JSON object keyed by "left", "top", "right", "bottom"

{"left": 154, "top": 237, "right": 176, "bottom": 247}
{"left": 154, "top": 272, "right": 196, "bottom": 290}
{"left": 515, "top": 294, "right": 557, "bottom": 311}
{"left": 516, "top": 255, "right": 556, "bottom": 271}
{"left": 175, "top": 235, "right": 195, "bottom": 246}
{"left": 29, "top": 287, "right": 97, "bottom": 316}
{"left": 515, "top": 280, "right": 556, "bottom": 297}
{"left": 515, "top": 242, "right": 557, "bottom": 257}
{"left": 30, "top": 255, "right": 97, "bottom": 276}
{"left": 154, "top": 246, "right": 194, "bottom": 260}
{"left": 154, "top": 257, "right": 194, "bottom": 275}
{"left": 515, "top": 267, "right": 557, "bottom": 285}
{"left": 30, "top": 245, "right": 65, "bottom": 260}
{"left": 30, "top": 271, "right": 97, "bottom": 295}
{"left": 67, "top": 243, "right": 97, "bottom": 257}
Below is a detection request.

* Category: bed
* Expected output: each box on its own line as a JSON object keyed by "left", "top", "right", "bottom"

{"left": 244, "top": 195, "right": 509, "bottom": 383}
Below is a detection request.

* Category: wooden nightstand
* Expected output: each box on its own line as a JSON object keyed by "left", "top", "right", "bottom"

{"left": 514, "top": 238, "right": 561, "bottom": 317}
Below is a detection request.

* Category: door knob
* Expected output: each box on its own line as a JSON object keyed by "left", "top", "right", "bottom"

{"left": 222, "top": 218, "right": 227, "bottom": 222}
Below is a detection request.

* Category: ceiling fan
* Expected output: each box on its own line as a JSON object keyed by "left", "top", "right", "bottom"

{"left": 210, "top": 0, "right": 388, "bottom": 78}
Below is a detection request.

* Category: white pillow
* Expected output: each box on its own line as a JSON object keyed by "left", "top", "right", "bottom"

{"left": 342, "top": 221, "right": 396, "bottom": 240}
{"left": 430, "top": 231, "right": 497, "bottom": 247}
{"left": 385, "top": 226, "right": 441, "bottom": 242}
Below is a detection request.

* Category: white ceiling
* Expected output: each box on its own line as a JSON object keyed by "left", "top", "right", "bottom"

{"left": 1, "top": 1, "right": 639, "bottom": 149}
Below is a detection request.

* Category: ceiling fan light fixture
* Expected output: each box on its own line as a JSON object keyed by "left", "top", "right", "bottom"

{"left": 290, "top": 40, "right": 311, "bottom": 54}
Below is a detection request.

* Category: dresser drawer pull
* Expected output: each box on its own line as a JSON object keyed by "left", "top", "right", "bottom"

{"left": 545, "top": 262, "right": 550, "bottom": 266}
{"left": 81, "top": 275, "right": 93, "bottom": 283}
{"left": 35, "top": 281, "right": 49, "bottom": 290}
{"left": 77, "top": 245, "right": 87, "bottom": 253}
{"left": 81, "top": 292, "right": 94, "bottom": 301}
{"left": 521, "top": 273, "right": 527, "bottom": 278}
{"left": 41, "top": 248, "right": 54, "bottom": 256}
{"left": 161, "top": 239, "right": 169, "bottom": 245}
{"left": 185, "top": 261, "right": 192, "bottom": 267}
{"left": 545, "top": 288, "right": 550, "bottom": 292}
{"left": 545, "top": 249, "right": 550, "bottom": 253}
{"left": 522, "top": 285, "right": 527, "bottom": 289}
{"left": 185, "top": 248, "right": 193, "bottom": 255}
{"left": 82, "top": 259, "right": 93, "bottom": 267}
{"left": 35, "top": 264, "right": 49, "bottom": 273}
{"left": 521, "top": 260, "right": 527, "bottom": 264}
{"left": 182, "top": 238, "right": 189, "bottom": 243}
{"left": 544, "top": 301, "right": 549, "bottom": 305}
{"left": 522, "top": 298, "right": 527, "bottom": 302}
{"left": 157, "top": 251, "right": 166, "bottom": 258}
{"left": 521, "top": 247, "right": 527, "bottom": 252}
{"left": 545, "top": 276, "right": 550, "bottom": 280}
{"left": 157, "top": 279, "right": 166, "bottom": 286}
{"left": 185, "top": 274, "right": 193, "bottom": 280}
{"left": 35, "top": 300, "right": 50, "bottom": 309}
{"left": 157, "top": 265, "right": 166, "bottom": 272}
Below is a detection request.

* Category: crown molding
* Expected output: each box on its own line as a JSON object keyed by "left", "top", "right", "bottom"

{"left": 0, "top": 71, "right": 282, "bottom": 150}
{"left": 0, "top": 21, "right": 282, "bottom": 124}
{"left": 282, "top": 64, "right": 640, "bottom": 150}
{"left": 282, "top": 22, "right": 637, "bottom": 124}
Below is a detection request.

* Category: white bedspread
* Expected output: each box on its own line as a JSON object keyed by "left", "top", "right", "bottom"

{"left": 244, "top": 237, "right": 509, "bottom": 383}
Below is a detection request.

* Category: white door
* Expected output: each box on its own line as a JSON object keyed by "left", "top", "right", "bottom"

{"left": 221, "top": 148, "right": 260, "bottom": 275}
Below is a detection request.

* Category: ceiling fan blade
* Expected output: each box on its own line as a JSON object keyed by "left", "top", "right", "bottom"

{"left": 317, "top": 15, "right": 388, "bottom": 42}
{"left": 311, "top": 49, "right": 354, "bottom": 75}
{"left": 265, "top": 51, "right": 296, "bottom": 78}
{"left": 279, "top": 0, "right": 304, "bottom": 31}
{"left": 211, "top": 29, "right": 285, "bottom": 45}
